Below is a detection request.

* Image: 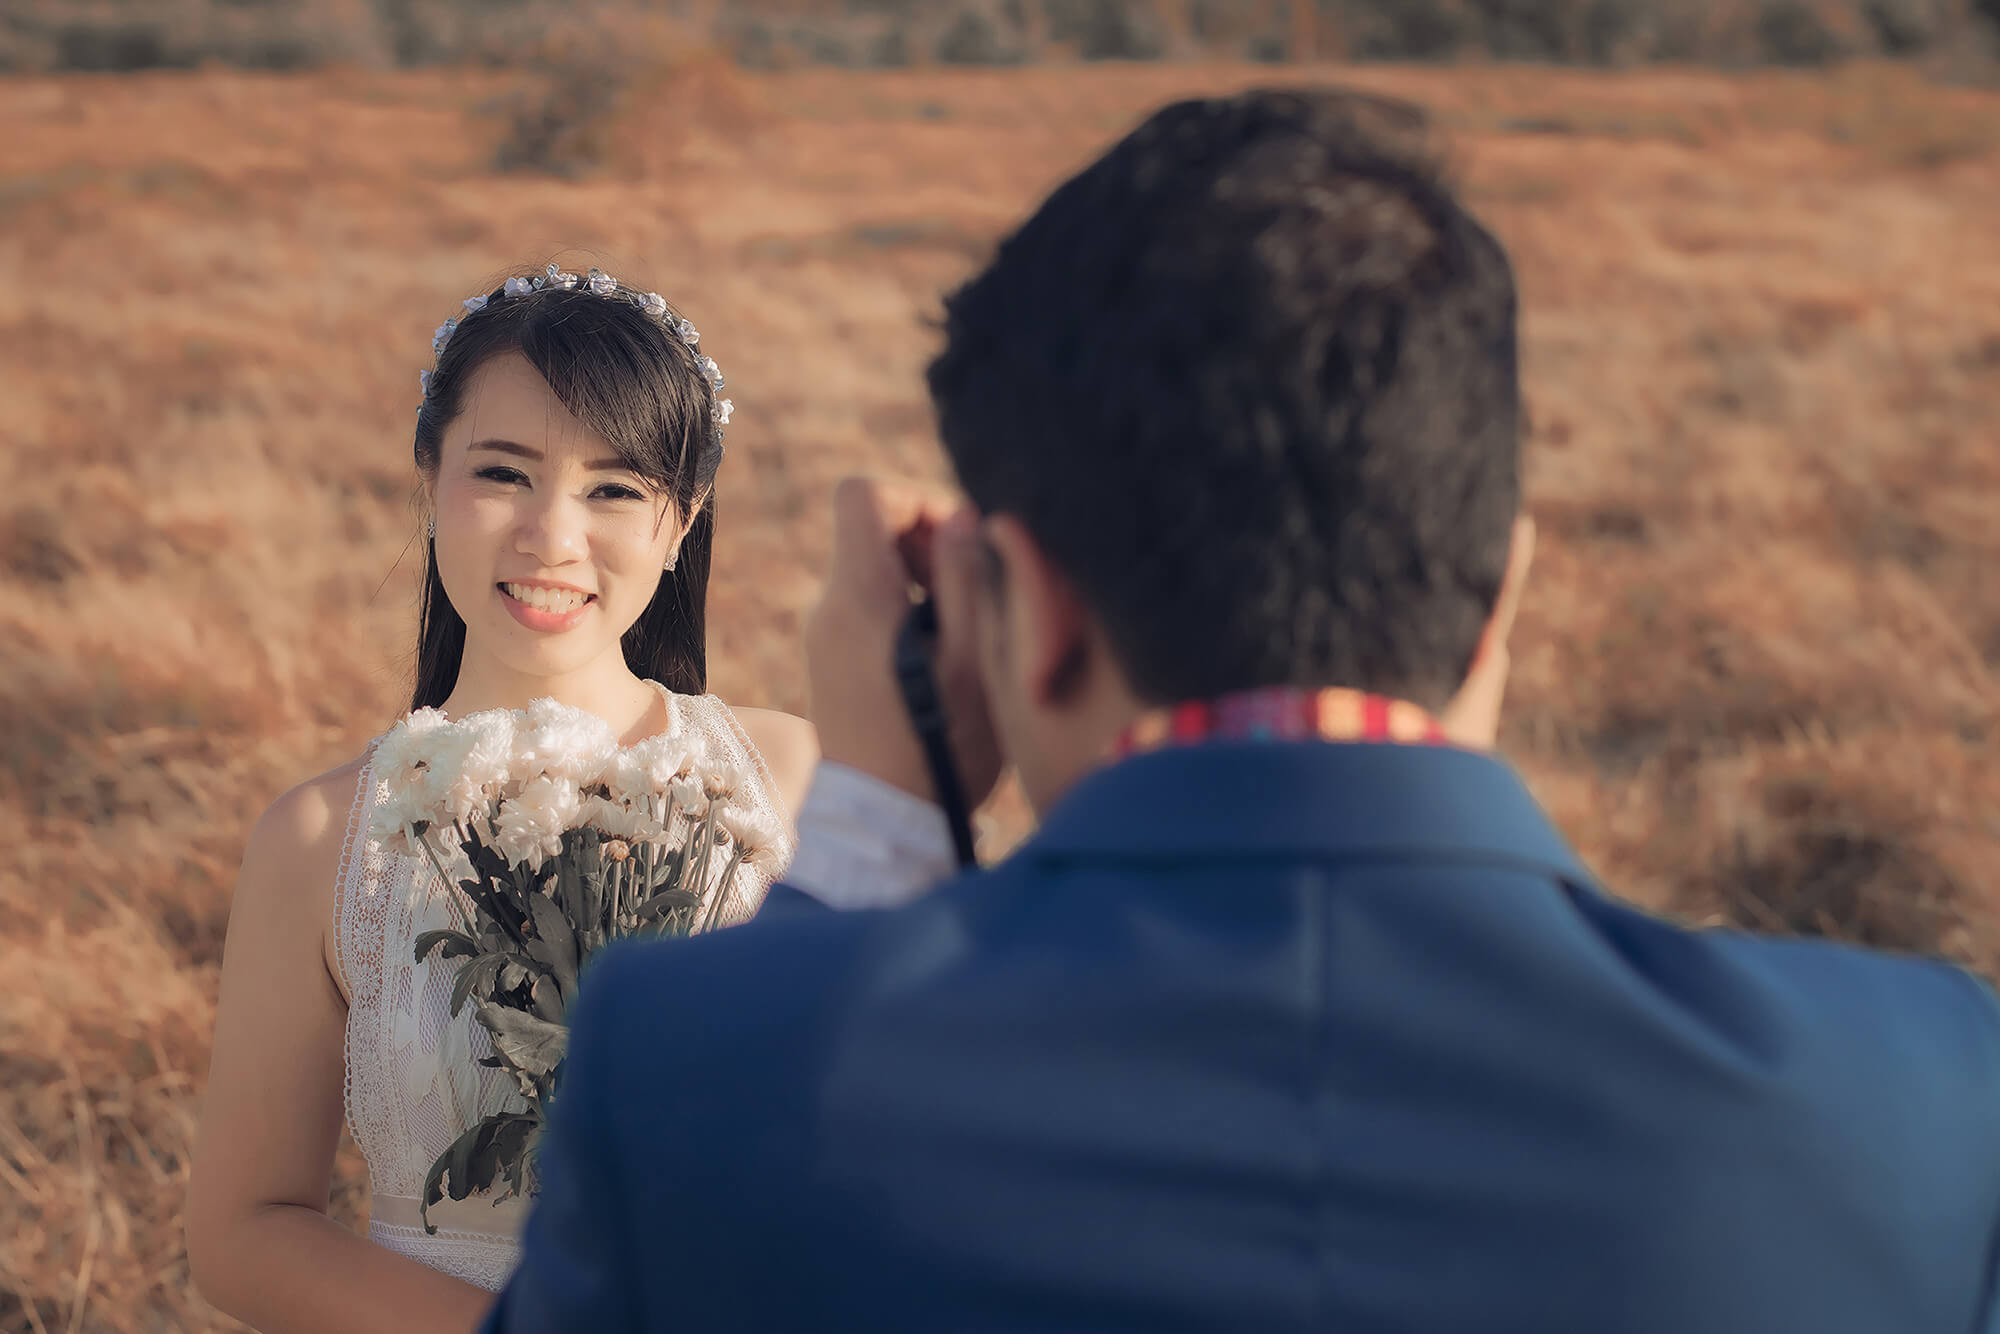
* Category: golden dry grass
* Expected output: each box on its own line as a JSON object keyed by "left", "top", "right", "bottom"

{"left": 2, "top": 57, "right": 1998, "bottom": 1331}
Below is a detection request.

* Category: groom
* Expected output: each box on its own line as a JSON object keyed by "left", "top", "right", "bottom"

{"left": 484, "top": 90, "right": 2000, "bottom": 1332}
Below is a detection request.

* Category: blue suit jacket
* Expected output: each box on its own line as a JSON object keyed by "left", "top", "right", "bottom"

{"left": 484, "top": 743, "right": 2000, "bottom": 1332}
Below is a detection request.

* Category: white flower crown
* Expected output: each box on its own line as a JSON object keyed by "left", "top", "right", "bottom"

{"left": 418, "top": 264, "right": 733, "bottom": 430}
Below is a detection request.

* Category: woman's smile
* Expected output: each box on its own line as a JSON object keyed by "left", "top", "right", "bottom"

{"left": 499, "top": 580, "right": 597, "bottom": 632}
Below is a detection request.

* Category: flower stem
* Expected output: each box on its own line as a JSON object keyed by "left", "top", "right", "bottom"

{"left": 417, "top": 830, "right": 479, "bottom": 939}
{"left": 702, "top": 850, "right": 746, "bottom": 932}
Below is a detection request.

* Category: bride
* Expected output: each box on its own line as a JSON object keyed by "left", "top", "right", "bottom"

{"left": 186, "top": 264, "right": 816, "bottom": 1331}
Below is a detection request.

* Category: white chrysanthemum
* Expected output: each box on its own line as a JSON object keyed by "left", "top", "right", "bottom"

{"left": 368, "top": 705, "right": 518, "bottom": 834}
{"left": 492, "top": 776, "right": 584, "bottom": 871}
{"left": 668, "top": 777, "right": 706, "bottom": 814}
{"left": 714, "top": 398, "right": 734, "bottom": 426}
{"left": 606, "top": 734, "right": 693, "bottom": 804}
{"left": 369, "top": 781, "right": 431, "bottom": 856}
{"left": 715, "top": 805, "right": 784, "bottom": 869}
{"left": 700, "top": 762, "right": 743, "bottom": 803}
{"left": 581, "top": 795, "right": 666, "bottom": 845}
{"left": 512, "top": 697, "right": 618, "bottom": 787}
{"left": 369, "top": 710, "right": 460, "bottom": 853}
{"left": 432, "top": 708, "right": 515, "bottom": 826}
{"left": 371, "top": 707, "right": 450, "bottom": 803}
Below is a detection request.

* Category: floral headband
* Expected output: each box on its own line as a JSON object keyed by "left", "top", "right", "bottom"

{"left": 418, "top": 264, "right": 733, "bottom": 431}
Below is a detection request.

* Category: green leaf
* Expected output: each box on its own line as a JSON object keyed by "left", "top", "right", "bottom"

{"left": 419, "top": 1114, "right": 523, "bottom": 1232}
{"left": 413, "top": 928, "right": 479, "bottom": 964}
{"left": 524, "top": 890, "right": 580, "bottom": 999}
{"left": 494, "top": 1114, "right": 540, "bottom": 1201}
{"left": 557, "top": 853, "right": 585, "bottom": 924}
{"left": 650, "top": 844, "right": 688, "bottom": 897}
{"left": 459, "top": 876, "right": 529, "bottom": 950}
{"left": 475, "top": 1002, "right": 570, "bottom": 1079}
{"left": 463, "top": 824, "right": 512, "bottom": 881}
{"left": 636, "top": 888, "right": 701, "bottom": 922}
{"left": 531, "top": 972, "right": 566, "bottom": 1023}
{"left": 460, "top": 827, "right": 534, "bottom": 947}
{"left": 448, "top": 1120, "right": 483, "bottom": 1202}
{"left": 575, "top": 829, "right": 604, "bottom": 930}
{"left": 448, "top": 952, "right": 509, "bottom": 1019}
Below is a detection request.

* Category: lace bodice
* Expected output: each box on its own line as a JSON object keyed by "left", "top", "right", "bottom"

{"left": 332, "top": 686, "right": 796, "bottom": 1290}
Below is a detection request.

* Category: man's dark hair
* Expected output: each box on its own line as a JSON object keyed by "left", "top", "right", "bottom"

{"left": 927, "top": 88, "right": 1521, "bottom": 710}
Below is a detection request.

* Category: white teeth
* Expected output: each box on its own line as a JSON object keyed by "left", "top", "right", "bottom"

{"left": 504, "top": 583, "right": 588, "bottom": 613}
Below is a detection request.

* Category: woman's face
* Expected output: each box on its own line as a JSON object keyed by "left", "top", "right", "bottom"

{"left": 429, "top": 350, "right": 681, "bottom": 681}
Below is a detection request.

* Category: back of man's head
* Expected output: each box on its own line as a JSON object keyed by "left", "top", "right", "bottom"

{"left": 928, "top": 88, "right": 1521, "bottom": 711}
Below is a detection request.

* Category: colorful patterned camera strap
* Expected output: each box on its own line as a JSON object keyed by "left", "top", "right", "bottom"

{"left": 1111, "top": 686, "right": 1450, "bottom": 760}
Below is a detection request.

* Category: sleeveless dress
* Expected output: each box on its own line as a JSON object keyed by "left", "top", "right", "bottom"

{"left": 331, "top": 686, "right": 797, "bottom": 1290}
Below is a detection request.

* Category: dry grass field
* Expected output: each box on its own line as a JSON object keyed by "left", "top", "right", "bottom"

{"left": 2, "top": 53, "right": 1997, "bottom": 1331}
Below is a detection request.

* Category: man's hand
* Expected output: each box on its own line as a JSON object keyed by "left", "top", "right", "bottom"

{"left": 801, "top": 476, "right": 1004, "bottom": 810}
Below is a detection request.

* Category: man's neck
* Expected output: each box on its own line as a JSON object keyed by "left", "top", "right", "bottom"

{"left": 1025, "top": 683, "right": 1459, "bottom": 815}
{"left": 1114, "top": 686, "right": 1449, "bottom": 757}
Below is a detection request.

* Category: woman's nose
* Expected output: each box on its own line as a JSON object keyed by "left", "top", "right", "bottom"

{"left": 516, "top": 496, "right": 587, "bottom": 565}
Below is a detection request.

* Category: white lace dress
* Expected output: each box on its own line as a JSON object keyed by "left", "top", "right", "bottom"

{"left": 331, "top": 686, "right": 797, "bottom": 1291}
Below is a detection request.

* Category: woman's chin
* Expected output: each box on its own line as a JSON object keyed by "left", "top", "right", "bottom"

{"left": 477, "top": 628, "right": 621, "bottom": 682}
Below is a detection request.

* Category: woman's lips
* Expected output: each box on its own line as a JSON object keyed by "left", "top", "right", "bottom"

{"left": 498, "top": 583, "right": 596, "bottom": 633}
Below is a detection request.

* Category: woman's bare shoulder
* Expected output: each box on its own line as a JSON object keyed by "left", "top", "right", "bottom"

{"left": 250, "top": 753, "right": 373, "bottom": 862}
{"left": 235, "top": 752, "right": 376, "bottom": 945}
{"left": 729, "top": 707, "right": 819, "bottom": 819}
{"left": 228, "top": 752, "right": 376, "bottom": 1001}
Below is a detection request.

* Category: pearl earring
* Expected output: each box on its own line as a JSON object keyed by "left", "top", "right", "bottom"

{"left": 663, "top": 551, "right": 677, "bottom": 572}
{"left": 427, "top": 516, "right": 436, "bottom": 541}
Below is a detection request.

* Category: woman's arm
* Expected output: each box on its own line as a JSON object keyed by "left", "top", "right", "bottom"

{"left": 186, "top": 765, "right": 497, "bottom": 1334}
{"left": 734, "top": 707, "right": 820, "bottom": 819}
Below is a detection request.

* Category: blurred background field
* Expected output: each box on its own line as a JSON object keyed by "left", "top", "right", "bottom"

{"left": 3, "top": 6, "right": 2000, "bottom": 1329}
{"left": 6, "top": 0, "right": 2000, "bottom": 71}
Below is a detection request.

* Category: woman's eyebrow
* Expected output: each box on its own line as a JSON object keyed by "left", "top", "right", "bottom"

{"left": 468, "top": 439, "right": 630, "bottom": 471}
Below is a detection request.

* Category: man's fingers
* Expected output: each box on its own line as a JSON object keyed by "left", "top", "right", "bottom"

{"left": 829, "top": 475, "right": 963, "bottom": 593}
{"left": 928, "top": 506, "right": 1005, "bottom": 808}
{"left": 931, "top": 507, "right": 985, "bottom": 671}
{"left": 827, "top": 477, "right": 897, "bottom": 584}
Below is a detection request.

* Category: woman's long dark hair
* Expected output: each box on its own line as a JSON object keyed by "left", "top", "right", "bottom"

{"left": 408, "top": 270, "right": 724, "bottom": 710}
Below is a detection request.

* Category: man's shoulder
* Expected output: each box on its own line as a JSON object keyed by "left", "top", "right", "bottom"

{"left": 1705, "top": 919, "right": 1998, "bottom": 1019}
{"left": 1617, "top": 901, "right": 2000, "bottom": 1083}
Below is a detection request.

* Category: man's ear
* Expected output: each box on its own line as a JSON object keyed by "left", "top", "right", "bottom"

{"left": 980, "top": 515, "right": 1091, "bottom": 707}
{"left": 1438, "top": 514, "right": 1536, "bottom": 749}
{"left": 1485, "top": 514, "right": 1536, "bottom": 649}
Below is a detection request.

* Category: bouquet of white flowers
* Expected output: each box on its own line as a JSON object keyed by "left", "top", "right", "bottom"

{"left": 368, "top": 697, "right": 781, "bottom": 1232}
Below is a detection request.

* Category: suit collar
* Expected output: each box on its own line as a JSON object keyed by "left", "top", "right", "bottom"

{"left": 1022, "top": 742, "right": 1593, "bottom": 884}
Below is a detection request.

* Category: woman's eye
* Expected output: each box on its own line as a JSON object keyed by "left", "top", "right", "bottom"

{"left": 594, "top": 484, "right": 646, "bottom": 501}
{"left": 476, "top": 466, "right": 528, "bottom": 485}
